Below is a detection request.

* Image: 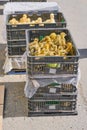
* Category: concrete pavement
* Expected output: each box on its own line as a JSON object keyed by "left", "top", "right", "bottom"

{"left": 0, "top": 0, "right": 87, "bottom": 130}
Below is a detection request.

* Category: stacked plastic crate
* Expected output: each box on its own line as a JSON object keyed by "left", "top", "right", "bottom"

{"left": 25, "top": 12, "right": 80, "bottom": 116}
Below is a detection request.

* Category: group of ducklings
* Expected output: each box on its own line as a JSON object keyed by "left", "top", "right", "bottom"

{"left": 29, "top": 32, "right": 75, "bottom": 56}
{"left": 9, "top": 13, "right": 55, "bottom": 25}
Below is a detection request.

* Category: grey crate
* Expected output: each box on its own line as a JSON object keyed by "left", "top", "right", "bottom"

{"left": 6, "top": 12, "right": 66, "bottom": 41}
{"left": 7, "top": 30, "right": 26, "bottom": 40}
{"left": 7, "top": 40, "right": 26, "bottom": 56}
{"left": 27, "top": 28, "right": 80, "bottom": 63}
{"left": 28, "top": 110, "right": 78, "bottom": 116}
{"left": 8, "top": 46, "right": 26, "bottom": 56}
{"left": 7, "top": 12, "right": 66, "bottom": 30}
{"left": 36, "top": 83, "right": 77, "bottom": 93}
{"left": 28, "top": 99, "right": 77, "bottom": 113}
{"left": 29, "top": 78, "right": 77, "bottom": 100}
{"left": 27, "top": 61, "right": 78, "bottom": 76}
{"left": 31, "top": 92, "right": 77, "bottom": 100}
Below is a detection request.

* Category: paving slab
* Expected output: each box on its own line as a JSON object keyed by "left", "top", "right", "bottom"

{"left": 3, "top": 82, "right": 28, "bottom": 118}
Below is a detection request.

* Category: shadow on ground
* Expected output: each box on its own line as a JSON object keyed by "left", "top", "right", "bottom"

{"left": 78, "top": 49, "right": 87, "bottom": 59}
{"left": 0, "top": 82, "right": 28, "bottom": 118}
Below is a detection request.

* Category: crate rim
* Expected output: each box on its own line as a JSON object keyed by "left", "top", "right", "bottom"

{"left": 27, "top": 61, "right": 79, "bottom": 64}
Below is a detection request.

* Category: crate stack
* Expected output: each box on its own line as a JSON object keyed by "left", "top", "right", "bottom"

{"left": 26, "top": 14, "right": 80, "bottom": 116}
{"left": 5, "top": 1, "right": 48, "bottom": 73}
{"left": 27, "top": 29, "right": 79, "bottom": 116}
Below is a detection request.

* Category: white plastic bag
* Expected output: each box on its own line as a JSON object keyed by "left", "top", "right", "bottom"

{"left": 24, "top": 72, "right": 81, "bottom": 98}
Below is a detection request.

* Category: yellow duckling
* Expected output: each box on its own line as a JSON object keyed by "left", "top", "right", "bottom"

{"left": 9, "top": 18, "right": 19, "bottom": 25}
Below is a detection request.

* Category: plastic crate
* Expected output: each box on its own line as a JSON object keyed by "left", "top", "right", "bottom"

{"left": 27, "top": 61, "right": 78, "bottom": 76}
{"left": 7, "top": 40, "right": 26, "bottom": 46}
{"left": 7, "top": 30, "right": 26, "bottom": 40}
{"left": 8, "top": 45, "right": 26, "bottom": 56}
{"left": 37, "top": 83, "right": 77, "bottom": 95}
{"left": 28, "top": 78, "right": 77, "bottom": 100}
{"left": 29, "top": 79, "right": 77, "bottom": 100}
{"left": 26, "top": 28, "right": 79, "bottom": 63}
{"left": 31, "top": 92, "right": 77, "bottom": 100}
{"left": 26, "top": 28, "right": 79, "bottom": 77}
{"left": 28, "top": 110, "right": 77, "bottom": 116}
{"left": 28, "top": 99, "right": 77, "bottom": 113}
{"left": 7, "top": 40, "right": 26, "bottom": 56}
{"left": 25, "top": 77, "right": 78, "bottom": 99}
{"left": 6, "top": 12, "right": 66, "bottom": 40}
{"left": 7, "top": 12, "right": 66, "bottom": 29}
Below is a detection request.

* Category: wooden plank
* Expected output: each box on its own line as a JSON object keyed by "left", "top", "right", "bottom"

{"left": 0, "top": 85, "right": 5, "bottom": 130}
{"left": 0, "top": 105, "right": 3, "bottom": 116}
{"left": 0, "top": 85, "right": 5, "bottom": 105}
{"left": 0, "top": 105, "right": 3, "bottom": 130}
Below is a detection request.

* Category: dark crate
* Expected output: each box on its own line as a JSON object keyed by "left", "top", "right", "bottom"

{"left": 7, "top": 40, "right": 26, "bottom": 56}
{"left": 7, "top": 30, "right": 26, "bottom": 40}
{"left": 6, "top": 12, "right": 66, "bottom": 41}
{"left": 7, "top": 12, "right": 66, "bottom": 29}
{"left": 28, "top": 78, "right": 77, "bottom": 99}
{"left": 26, "top": 77, "right": 77, "bottom": 99}
{"left": 8, "top": 46, "right": 26, "bottom": 56}
{"left": 27, "top": 61, "right": 78, "bottom": 76}
{"left": 27, "top": 28, "right": 80, "bottom": 63}
{"left": 7, "top": 40, "right": 26, "bottom": 46}
{"left": 28, "top": 99, "right": 77, "bottom": 113}
{"left": 28, "top": 110, "right": 77, "bottom": 116}
{"left": 31, "top": 92, "right": 77, "bottom": 100}
{"left": 37, "top": 84, "right": 77, "bottom": 93}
